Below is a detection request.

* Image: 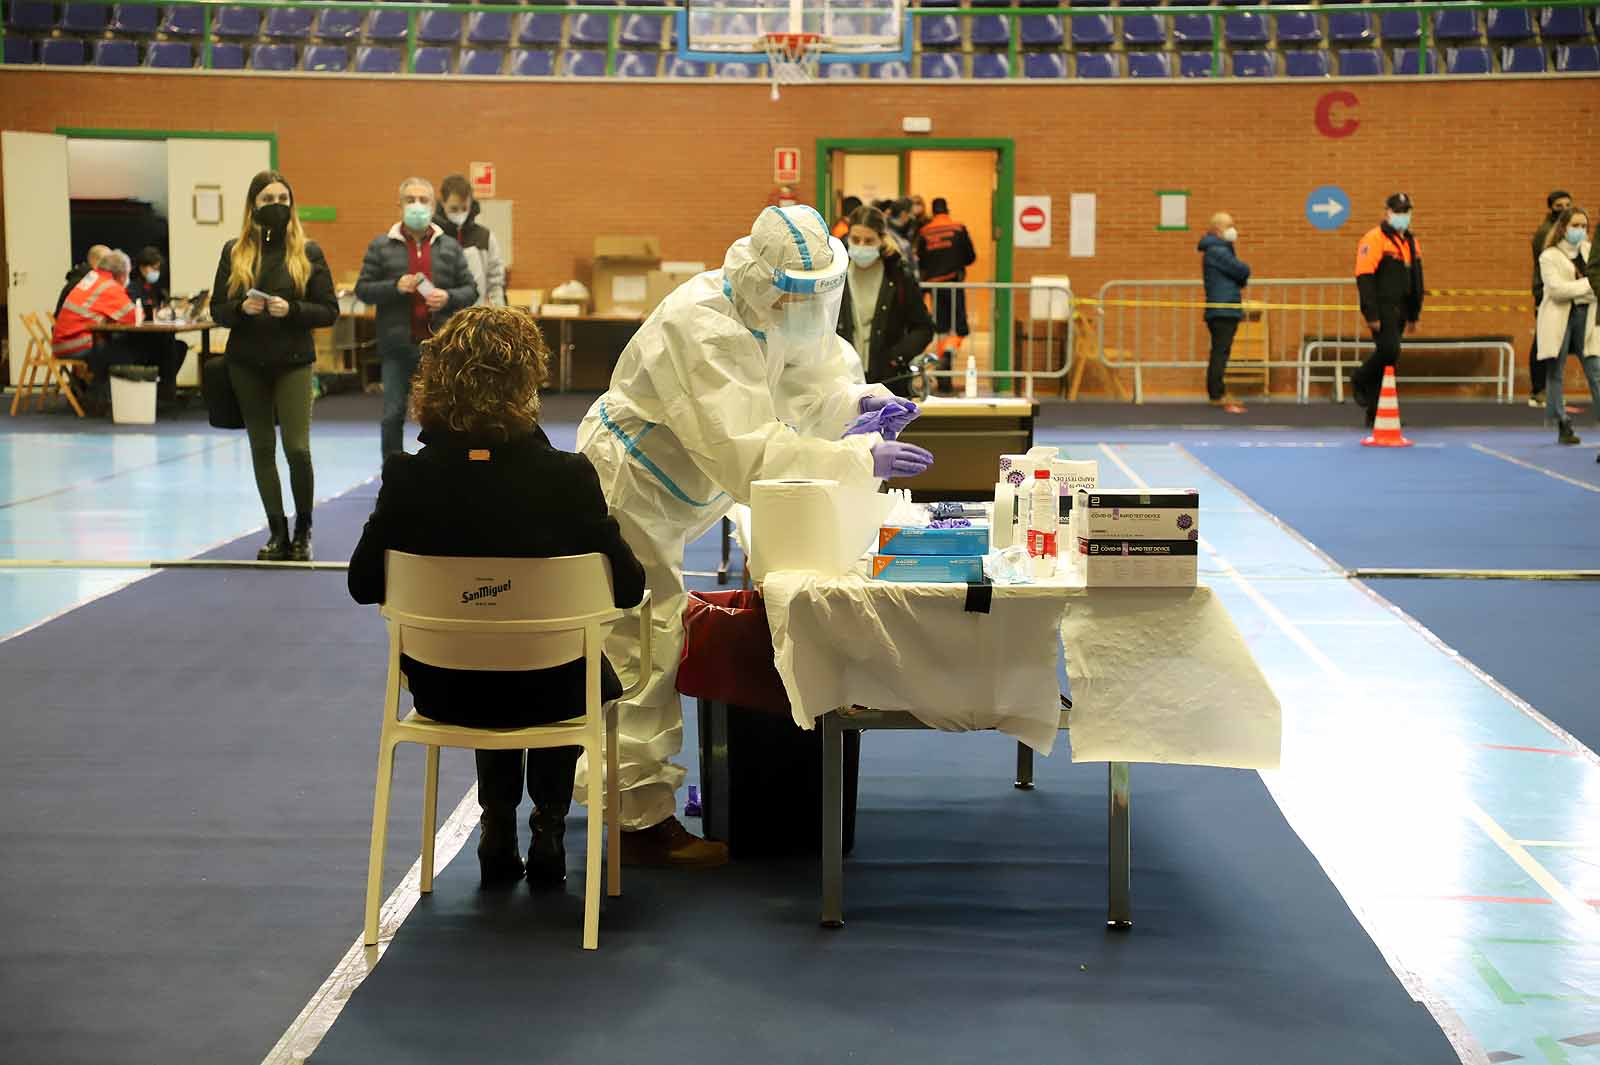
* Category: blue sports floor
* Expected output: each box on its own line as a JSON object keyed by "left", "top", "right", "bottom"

{"left": 2, "top": 395, "right": 1598, "bottom": 1064}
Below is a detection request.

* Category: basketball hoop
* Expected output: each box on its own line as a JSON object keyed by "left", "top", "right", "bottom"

{"left": 761, "top": 31, "right": 823, "bottom": 101}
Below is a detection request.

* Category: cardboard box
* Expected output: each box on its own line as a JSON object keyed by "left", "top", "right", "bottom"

{"left": 878, "top": 525, "right": 990, "bottom": 556}
{"left": 646, "top": 263, "right": 703, "bottom": 314}
{"left": 1077, "top": 538, "right": 1199, "bottom": 588}
{"left": 871, "top": 555, "right": 985, "bottom": 583}
{"left": 592, "top": 235, "right": 661, "bottom": 317}
{"left": 1074, "top": 488, "right": 1200, "bottom": 541}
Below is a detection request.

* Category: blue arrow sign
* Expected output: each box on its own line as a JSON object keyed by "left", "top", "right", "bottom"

{"left": 1305, "top": 185, "right": 1351, "bottom": 231}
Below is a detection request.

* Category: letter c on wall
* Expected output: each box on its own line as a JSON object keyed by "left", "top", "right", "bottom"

{"left": 1315, "top": 91, "right": 1360, "bottom": 139}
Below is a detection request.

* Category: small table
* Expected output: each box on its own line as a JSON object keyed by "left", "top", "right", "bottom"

{"left": 537, "top": 313, "right": 643, "bottom": 392}
{"left": 89, "top": 319, "right": 219, "bottom": 358}
{"left": 890, "top": 397, "right": 1038, "bottom": 501}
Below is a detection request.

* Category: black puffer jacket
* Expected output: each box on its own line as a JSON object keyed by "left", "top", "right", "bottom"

{"left": 354, "top": 224, "right": 477, "bottom": 357}
{"left": 836, "top": 248, "right": 935, "bottom": 398}
{"left": 211, "top": 238, "right": 339, "bottom": 367}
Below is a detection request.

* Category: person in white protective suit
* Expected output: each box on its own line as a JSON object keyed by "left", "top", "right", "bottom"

{"left": 575, "top": 205, "right": 934, "bottom": 866}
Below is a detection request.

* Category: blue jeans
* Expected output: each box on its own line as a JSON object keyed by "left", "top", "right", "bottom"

{"left": 380, "top": 346, "right": 421, "bottom": 457}
{"left": 1546, "top": 304, "right": 1600, "bottom": 424}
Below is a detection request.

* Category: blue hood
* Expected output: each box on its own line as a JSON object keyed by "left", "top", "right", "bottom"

{"left": 1197, "top": 233, "right": 1232, "bottom": 253}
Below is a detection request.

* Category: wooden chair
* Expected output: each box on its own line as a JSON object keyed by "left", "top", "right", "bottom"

{"left": 1067, "top": 309, "right": 1130, "bottom": 402}
{"left": 10, "top": 311, "right": 87, "bottom": 417}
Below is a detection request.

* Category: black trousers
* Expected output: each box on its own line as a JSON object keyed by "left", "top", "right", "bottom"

{"left": 1352, "top": 309, "right": 1405, "bottom": 409}
{"left": 475, "top": 747, "right": 580, "bottom": 817}
{"left": 1529, "top": 310, "right": 1548, "bottom": 395}
{"left": 1205, "top": 317, "right": 1240, "bottom": 401}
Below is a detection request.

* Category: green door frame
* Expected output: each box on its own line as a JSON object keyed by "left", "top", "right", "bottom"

{"left": 54, "top": 128, "right": 279, "bottom": 170}
{"left": 817, "top": 136, "right": 1016, "bottom": 387}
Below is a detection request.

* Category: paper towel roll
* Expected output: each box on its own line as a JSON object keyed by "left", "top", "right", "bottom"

{"left": 748, "top": 479, "right": 894, "bottom": 580}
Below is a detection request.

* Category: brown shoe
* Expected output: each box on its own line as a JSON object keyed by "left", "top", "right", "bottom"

{"left": 620, "top": 815, "right": 729, "bottom": 868}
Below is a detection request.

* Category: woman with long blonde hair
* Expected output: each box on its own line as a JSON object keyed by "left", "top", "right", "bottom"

{"left": 209, "top": 170, "right": 338, "bottom": 561}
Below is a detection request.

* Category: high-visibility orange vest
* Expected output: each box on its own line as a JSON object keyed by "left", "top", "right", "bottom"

{"left": 52, "top": 269, "right": 136, "bottom": 357}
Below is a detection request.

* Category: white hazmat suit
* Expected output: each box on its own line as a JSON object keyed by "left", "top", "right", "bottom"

{"left": 575, "top": 205, "right": 890, "bottom": 829}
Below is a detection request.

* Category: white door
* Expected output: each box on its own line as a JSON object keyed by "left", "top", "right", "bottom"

{"left": 165, "top": 138, "right": 272, "bottom": 382}
{"left": 3, "top": 131, "right": 72, "bottom": 386}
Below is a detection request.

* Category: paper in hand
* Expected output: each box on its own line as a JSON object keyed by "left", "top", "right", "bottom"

{"left": 415, "top": 276, "right": 437, "bottom": 297}
{"left": 246, "top": 288, "right": 271, "bottom": 301}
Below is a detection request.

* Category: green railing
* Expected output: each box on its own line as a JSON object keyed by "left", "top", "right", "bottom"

{"left": 0, "top": 0, "right": 1595, "bottom": 78}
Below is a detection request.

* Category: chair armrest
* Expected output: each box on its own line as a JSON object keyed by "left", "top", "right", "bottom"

{"left": 618, "top": 590, "right": 652, "bottom": 703}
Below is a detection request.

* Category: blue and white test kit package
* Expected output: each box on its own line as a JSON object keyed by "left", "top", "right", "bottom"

{"left": 1073, "top": 488, "right": 1200, "bottom": 541}
{"left": 877, "top": 525, "right": 990, "bottom": 556}
{"left": 1076, "top": 539, "right": 1199, "bottom": 587}
{"left": 871, "top": 555, "right": 986, "bottom": 583}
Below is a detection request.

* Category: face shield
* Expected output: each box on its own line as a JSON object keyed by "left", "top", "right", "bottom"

{"left": 724, "top": 206, "right": 848, "bottom": 368}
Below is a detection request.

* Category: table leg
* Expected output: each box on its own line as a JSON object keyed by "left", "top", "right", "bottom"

{"left": 559, "top": 319, "right": 573, "bottom": 393}
{"left": 1014, "top": 742, "right": 1035, "bottom": 790}
{"left": 1107, "top": 761, "right": 1132, "bottom": 931}
{"left": 201, "top": 329, "right": 211, "bottom": 358}
{"left": 821, "top": 711, "right": 845, "bottom": 929}
{"left": 717, "top": 517, "right": 732, "bottom": 586}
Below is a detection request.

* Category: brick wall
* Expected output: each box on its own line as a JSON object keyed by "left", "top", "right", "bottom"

{"left": 3, "top": 71, "right": 1596, "bottom": 396}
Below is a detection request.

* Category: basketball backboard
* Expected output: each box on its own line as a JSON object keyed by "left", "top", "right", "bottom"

{"left": 678, "top": 0, "right": 912, "bottom": 66}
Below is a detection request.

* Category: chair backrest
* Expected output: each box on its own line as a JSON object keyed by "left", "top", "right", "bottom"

{"left": 21, "top": 311, "right": 52, "bottom": 361}
{"left": 383, "top": 551, "right": 618, "bottom": 673}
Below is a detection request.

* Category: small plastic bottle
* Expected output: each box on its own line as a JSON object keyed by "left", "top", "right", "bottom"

{"left": 964, "top": 354, "right": 978, "bottom": 398}
{"left": 1026, "top": 468, "right": 1057, "bottom": 579}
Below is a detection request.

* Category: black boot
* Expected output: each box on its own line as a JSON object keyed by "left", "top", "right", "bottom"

{"left": 1558, "top": 419, "right": 1581, "bottom": 446}
{"left": 477, "top": 807, "right": 524, "bottom": 888}
{"left": 288, "top": 513, "right": 313, "bottom": 562}
{"left": 527, "top": 808, "right": 568, "bottom": 888}
{"left": 257, "top": 516, "right": 290, "bottom": 561}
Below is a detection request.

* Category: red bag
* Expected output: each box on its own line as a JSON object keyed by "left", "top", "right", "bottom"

{"left": 675, "top": 589, "right": 791, "bottom": 715}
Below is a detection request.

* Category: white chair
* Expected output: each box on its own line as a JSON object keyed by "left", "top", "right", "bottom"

{"left": 365, "top": 550, "right": 652, "bottom": 951}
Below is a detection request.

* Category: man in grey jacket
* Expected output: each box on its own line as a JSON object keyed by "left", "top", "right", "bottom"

{"left": 356, "top": 177, "right": 477, "bottom": 457}
{"left": 436, "top": 173, "right": 507, "bottom": 308}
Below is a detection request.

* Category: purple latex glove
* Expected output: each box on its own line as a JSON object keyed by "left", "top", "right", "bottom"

{"left": 844, "top": 397, "right": 921, "bottom": 440}
{"left": 871, "top": 441, "right": 935, "bottom": 479}
{"left": 858, "top": 394, "right": 899, "bottom": 414}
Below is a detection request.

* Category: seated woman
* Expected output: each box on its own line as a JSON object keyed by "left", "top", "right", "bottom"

{"left": 835, "top": 205, "right": 935, "bottom": 398}
{"left": 349, "top": 307, "right": 646, "bottom": 889}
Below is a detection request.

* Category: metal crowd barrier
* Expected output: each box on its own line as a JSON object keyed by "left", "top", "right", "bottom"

{"left": 1300, "top": 338, "right": 1515, "bottom": 404}
{"left": 915, "top": 280, "right": 1074, "bottom": 399}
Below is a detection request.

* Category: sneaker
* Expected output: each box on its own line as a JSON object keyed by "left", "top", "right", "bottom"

{"left": 1528, "top": 392, "right": 1546, "bottom": 408}
{"left": 1209, "top": 396, "right": 1247, "bottom": 415}
{"left": 620, "top": 815, "right": 729, "bottom": 868}
{"left": 1557, "top": 420, "right": 1581, "bottom": 446}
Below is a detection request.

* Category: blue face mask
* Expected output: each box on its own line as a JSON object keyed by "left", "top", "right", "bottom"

{"left": 1388, "top": 213, "right": 1411, "bottom": 233}
{"left": 848, "top": 244, "right": 881, "bottom": 269}
{"left": 143, "top": 270, "right": 160, "bottom": 284}
{"left": 1566, "top": 227, "right": 1587, "bottom": 246}
{"left": 403, "top": 204, "right": 432, "bottom": 232}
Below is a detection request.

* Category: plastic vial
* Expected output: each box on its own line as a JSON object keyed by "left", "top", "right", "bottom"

{"left": 1026, "top": 468, "right": 1057, "bottom": 579}
{"left": 965, "top": 354, "right": 978, "bottom": 398}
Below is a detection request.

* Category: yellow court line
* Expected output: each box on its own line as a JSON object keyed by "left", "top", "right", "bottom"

{"left": 1515, "top": 841, "right": 1600, "bottom": 849}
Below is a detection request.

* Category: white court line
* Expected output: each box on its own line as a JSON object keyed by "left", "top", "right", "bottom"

{"left": 1470, "top": 442, "right": 1600, "bottom": 495}
{"left": 260, "top": 784, "right": 481, "bottom": 1065}
{"left": 1515, "top": 841, "right": 1599, "bottom": 850}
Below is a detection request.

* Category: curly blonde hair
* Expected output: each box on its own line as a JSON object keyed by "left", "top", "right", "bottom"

{"left": 410, "top": 306, "right": 550, "bottom": 440}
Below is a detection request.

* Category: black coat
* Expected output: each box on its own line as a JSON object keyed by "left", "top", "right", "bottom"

{"left": 210, "top": 239, "right": 339, "bottom": 367}
{"left": 349, "top": 425, "right": 646, "bottom": 729}
{"left": 354, "top": 226, "right": 477, "bottom": 357}
{"left": 836, "top": 250, "right": 935, "bottom": 397}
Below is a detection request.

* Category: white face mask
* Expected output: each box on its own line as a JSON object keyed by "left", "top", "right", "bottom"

{"left": 848, "top": 244, "right": 881, "bottom": 269}
{"left": 1221, "top": 227, "right": 1238, "bottom": 243}
{"left": 445, "top": 209, "right": 469, "bottom": 227}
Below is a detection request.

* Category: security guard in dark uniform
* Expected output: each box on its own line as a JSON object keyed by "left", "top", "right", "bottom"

{"left": 1351, "top": 193, "right": 1425, "bottom": 426}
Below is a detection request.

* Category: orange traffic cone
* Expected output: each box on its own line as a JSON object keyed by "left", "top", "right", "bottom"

{"left": 1362, "top": 366, "right": 1412, "bottom": 448}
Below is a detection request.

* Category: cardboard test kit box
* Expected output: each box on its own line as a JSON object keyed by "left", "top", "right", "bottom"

{"left": 1074, "top": 488, "right": 1200, "bottom": 541}
{"left": 592, "top": 236, "right": 661, "bottom": 317}
{"left": 1077, "top": 539, "right": 1199, "bottom": 587}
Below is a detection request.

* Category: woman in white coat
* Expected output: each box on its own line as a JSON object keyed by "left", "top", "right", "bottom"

{"left": 1536, "top": 207, "right": 1598, "bottom": 446}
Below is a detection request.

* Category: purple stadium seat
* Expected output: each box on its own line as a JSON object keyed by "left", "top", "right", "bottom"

{"left": 1335, "top": 49, "right": 1382, "bottom": 76}
{"left": 1539, "top": 8, "right": 1587, "bottom": 39}
{"left": 162, "top": 5, "right": 203, "bottom": 36}
{"left": 920, "top": 52, "right": 962, "bottom": 78}
{"left": 822, "top": 62, "right": 858, "bottom": 80}
{"left": 1392, "top": 47, "right": 1438, "bottom": 74}
{"left": 1075, "top": 51, "right": 1119, "bottom": 78}
{"left": 871, "top": 60, "right": 910, "bottom": 79}
{"left": 1499, "top": 45, "right": 1545, "bottom": 72}
{"left": 313, "top": 8, "right": 363, "bottom": 41}
{"left": 973, "top": 52, "right": 1009, "bottom": 78}
{"left": 146, "top": 40, "right": 192, "bottom": 67}
{"left": 970, "top": 15, "right": 1008, "bottom": 47}
{"left": 1121, "top": 15, "right": 1166, "bottom": 46}
{"left": 1172, "top": 14, "right": 1213, "bottom": 46}
{"left": 1128, "top": 51, "right": 1172, "bottom": 77}
{"left": 7, "top": 1, "right": 55, "bottom": 30}
{"left": 1274, "top": 12, "right": 1321, "bottom": 45}
{"left": 619, "top": 12, "right": 666, "bottom": 47}
{"left": 467, "top": 12, "right": 511, "bottom": 45}
{"left": 412, "top": 46, "right": 451, "bottom": 74}
{"left": 919, "top": 13, "right": 960, "bottom": 47}
{"left": 1023, "top": 52, "right": 1067, "bottom": 78}
{"left": 62, "top": 3, "right": 110, "bottom": 33}
{"left": 1179, "top": 52, "right": 1215, "bottom": 77}
{"left": 568, "top": 12, "right": 612, "bottom": 46}
{"left": 1285, "top": 49, "right": 1330, "bottom": 76}
{"left": 40, "top": 39, "right": 87, "bottom": 65}
{"left": 3, "top": 35, "right": 34, "bottom": 63}
{"left": 458, "top": 48, "right": 503, "bottom": 75}
{"left": 417, "top": 11, "right": 461, "bottom": 44}
{"left": 1485, "top": 9, "right": 1533, "bottom": 40}
{"left": 713, "top": 62, "right": 753, "bottom": 79}
{"left": 1072, "top": 14, "right": 1114, "bottom": 47}
{"left": 1225, "top": 13, "right": 1268, "bottom": 45}
{"left": 213, "top": 6, "right": 261, "bottom": 38}
{"left": 1380, "top": 11, "right": 1419, "bottom": 42}
{"left": 94, "top": 39, "right": 140, "bottom": 66}
{"left": 516, "top": 12, "right": 562, "bottom": 46}
{"left": 663, "top": 55, "right": 704, "bottom": 78}
{"left": 1557, "top": 44, "right": 1600, "bottom": 71}
{"left": 1232, "top": 50, "right": 1275, "bottom": 77}
{"left": 355, "top": 45, "right": 402, "bottom": 73}
{"left": 111, "top": 4, "right": 159, "bottom": 33}
{"left": 302, "top": 44, "right": 348, "bottom": 71}
{"left": 210, "top": 43, "right": 245, "bottom": 68}
{"left": 1432, "top": 10, "right": 1480, "bottom": 42}
{"left": 563, "top": 49, "right": 606, "bottom": 76}
{"left": 616, "top": 50, "right": 658, "bottom": 76}
{"left": 251, "top": 44, "right": 296, "bottom": 70}
{"left": 366, "top": 9, "right": 408, "bottom": 42}
{"left": 1327, "top": 12, "right": 1373, "bottom": 44}
{"left": 1446, "top": 46, "right": 1491, "bottom": 74}
{"left": 1021, "top": 15, "right": 1063, "bottom": 47}
{"left": 264, "top": 8, "right": 312, "bottom": 39}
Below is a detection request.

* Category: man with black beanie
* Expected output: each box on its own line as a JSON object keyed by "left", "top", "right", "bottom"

{"left": 1529, "top": 189, "right": 1572, "bottom": 407}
